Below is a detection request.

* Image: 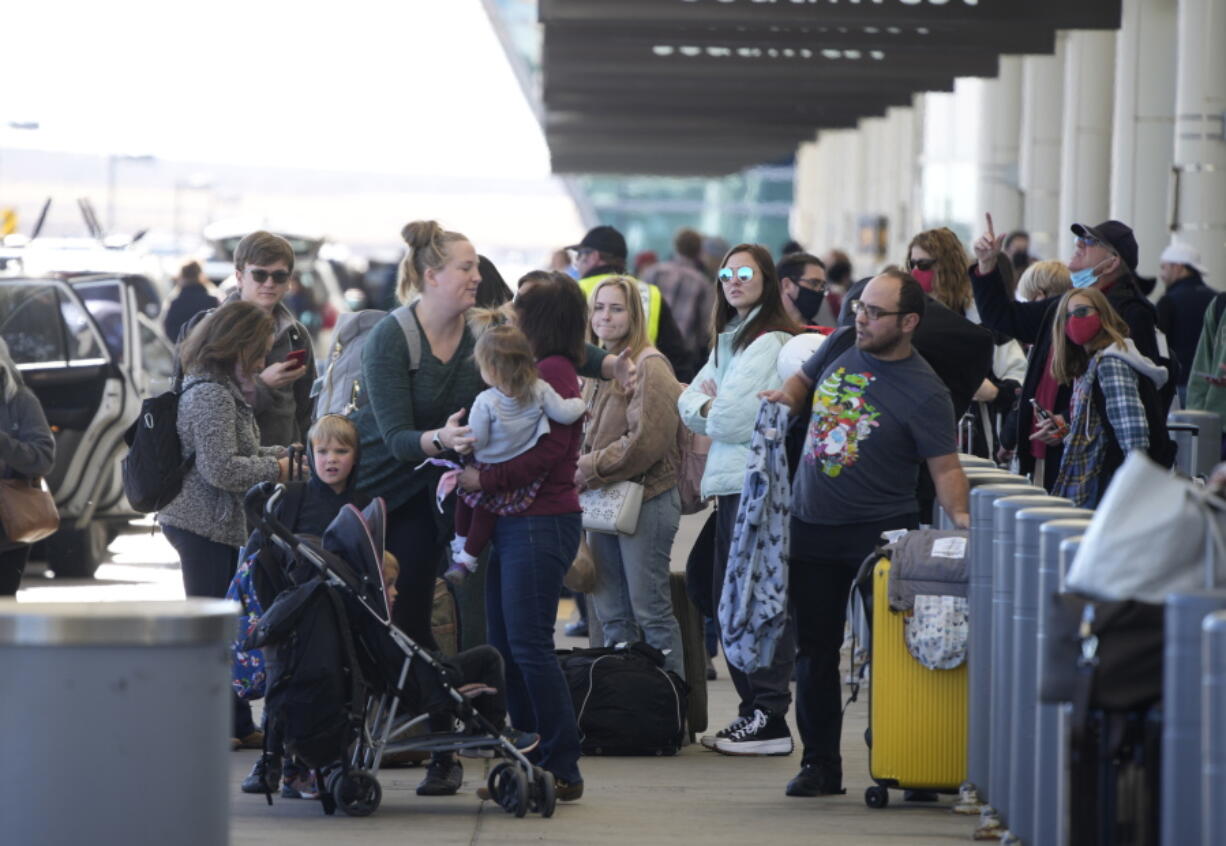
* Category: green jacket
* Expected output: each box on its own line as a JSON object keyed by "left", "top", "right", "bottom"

{"left": 355, "top": 307, "right": 611, "bottom": 510}
{"left": 1185, "top": 295, "right": 1226, "bottom": 431}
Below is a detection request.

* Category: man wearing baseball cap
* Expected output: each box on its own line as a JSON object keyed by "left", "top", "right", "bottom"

{"left": 569, "top": 225, "right": 692, "bottom": 380}
{"left": 1157, "top": 242, "right": 1214, "bottom": 403}
{"left": 969, "top": 214, "right": 1163, "bottom": 489}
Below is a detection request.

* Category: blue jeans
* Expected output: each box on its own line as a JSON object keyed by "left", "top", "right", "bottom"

{"left": 486, "top": 512, "right": 583, "bottom": 784}
{"left": 589, "top": 487, "right": 685, "bottom": 678}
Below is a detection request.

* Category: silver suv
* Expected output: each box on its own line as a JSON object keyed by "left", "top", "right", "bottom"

{"left": 0, "top": 275, "right": 175, "bottom": 577}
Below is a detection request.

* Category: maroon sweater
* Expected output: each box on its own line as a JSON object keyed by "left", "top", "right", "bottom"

{"left": 477, "top": 355, "right": 582, "bottom": 515}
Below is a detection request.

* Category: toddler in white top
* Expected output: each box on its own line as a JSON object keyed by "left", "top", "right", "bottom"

{"left": 446, "top": 325, "right": 585, "bottom": 583}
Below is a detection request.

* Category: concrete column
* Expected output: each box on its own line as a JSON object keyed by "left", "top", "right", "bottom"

{"left": 1020, "top": 37, "right": 1067, "bottom": 262}
{"left": 1058, "top": 31, "right": 1117, "bottom": 255}
{"left": 977, "top": 57, "right": 1024, "bottom": 236}
{"left": 792, "top": 137, "right": 820, "bottom": 249}
{"left": 830, "top": 127, "right": 867, "bottom": 270}
{"left": 1110, "top": 0, "right": 1179, "bottom": 279}
{"left": 885, "top": 102, "right": 924, "bottom": 263}
{"left": 860, "top": 116, "right": 891, "bottom": 271}
{"left": 1173, "top": 0, "right": 1226, "bottom": 289}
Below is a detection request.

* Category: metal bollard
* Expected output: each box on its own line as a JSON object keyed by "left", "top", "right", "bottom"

{"left": 0, "top": 600, "right": 236, "bottom": 846}
{"left": 988, "top": 494, "right": 1070, "bottom": 824}
{"left": 1163, "top": 592, "right": 1226, "bottom": 846}
{"left": 964, "top": 483, "right": 1044, "bottom": 808}
{"left": 936, "top": 470, "right": 1025, "bottom": 530}
{"left": 1004, "top": 510, "right": 1091, "bottom": 846}
{"left": 1033, "top": 520, "right": 1093, "bottom": 846}
{"left": 1203, "top": 611, "right": 1226, "bottom": 846}
{"left": 1168, "top": 410, "right": 1221, "bottom": 480}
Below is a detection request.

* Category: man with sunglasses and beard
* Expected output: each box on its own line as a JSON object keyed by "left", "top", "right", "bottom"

{"left": 176, "top": 230, "right": 316, "bottom": 447}
{"left": 969, "top": 214, "right": 1162, "bottom": 490}
{"left": 761, "top": 270, "right": 969, "bottom": 799}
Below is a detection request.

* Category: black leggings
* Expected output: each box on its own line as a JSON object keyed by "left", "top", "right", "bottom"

{"left": 0, "top": 545, "right": 31, "bottom": 596}
{"left": 386, "top": 490, "right": 446, "bottom": 652}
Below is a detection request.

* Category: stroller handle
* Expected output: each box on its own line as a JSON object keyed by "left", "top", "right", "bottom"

{"left": 244, "top": 481, "right": 286, "bottom": 532}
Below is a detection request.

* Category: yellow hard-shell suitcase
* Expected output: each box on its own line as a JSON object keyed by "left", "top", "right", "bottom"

{"left": 864, "top": 556, "right": 968, "bottom": 808}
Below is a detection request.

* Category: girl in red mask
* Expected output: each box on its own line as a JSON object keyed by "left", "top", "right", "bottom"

{"left": 1047, "top": 287, "right": 1168, "bottom": 506}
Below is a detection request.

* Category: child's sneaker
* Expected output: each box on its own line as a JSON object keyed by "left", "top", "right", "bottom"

{"left": 444, "top": 550, "right": 479, "bottom": 585}
{"left": 449, "top": 535, "right": 467, "bottom": 560}
{"left": 281, "top": 769, "right": 319, "bottom": 800}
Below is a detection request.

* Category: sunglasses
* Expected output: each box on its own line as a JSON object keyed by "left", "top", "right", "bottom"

{"left": 850, "top": 299, "right": 907, "bottom": 321}
{"left": 718, "top": 266, "right": 755, "bottom": 284}
{"left": 248, "top": 268, "right": 292, "bottom": 285}
{"left": 908, "top": 258, "right": 936, "bottom": 272}
{"left": 1067, "top": 305, "right": 1098, "bottom": 319}
{"left": 1075, "top": 236, "right": 1104, "bottom": 250}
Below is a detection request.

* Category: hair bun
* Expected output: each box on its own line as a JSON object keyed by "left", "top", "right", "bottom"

{"left": 401, "top": 220, "right": 441, "bottom": 250}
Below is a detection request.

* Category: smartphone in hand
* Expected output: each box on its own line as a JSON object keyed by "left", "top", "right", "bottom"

{"left": 1029, "top": 398, "right": 1052, "bottom": 423}
{"left": 285, "top": 349, "right": 307, "bottom": 369}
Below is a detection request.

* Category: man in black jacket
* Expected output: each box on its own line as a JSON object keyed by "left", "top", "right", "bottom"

{"left": 970, "top": 214, "right": 1161, "bottom": 489}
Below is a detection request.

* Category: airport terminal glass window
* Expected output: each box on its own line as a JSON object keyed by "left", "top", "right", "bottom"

{"left": 0, "top": 283, "right": 67, "bottom": 365}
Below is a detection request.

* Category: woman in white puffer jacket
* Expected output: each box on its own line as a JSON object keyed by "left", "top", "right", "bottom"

{"left": 678, "top": 242, "right": 798, "bottom": 755}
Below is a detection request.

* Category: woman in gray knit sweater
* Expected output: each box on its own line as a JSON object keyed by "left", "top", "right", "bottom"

{"left": 158, "top": 301, "right": 295, "bottom": 744}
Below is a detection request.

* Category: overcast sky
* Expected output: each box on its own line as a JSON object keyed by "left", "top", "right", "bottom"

{"left": 2, "top": 0, "right": 550, "bottom": 179}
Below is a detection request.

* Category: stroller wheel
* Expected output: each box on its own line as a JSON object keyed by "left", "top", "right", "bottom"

{"left": 487, "top": 762, "right": 512, "bottom": 806}
{"left": 509, "top": 766, "right": 529, "bottom": 818}
{"left": 488, "top": 762, "right": 529, "bottom": 817}
{"left": 533, "top": 767, "right": 556, "bottom": 818}
{"left": 334, "top": 770, "right": 382, "bottom": 817}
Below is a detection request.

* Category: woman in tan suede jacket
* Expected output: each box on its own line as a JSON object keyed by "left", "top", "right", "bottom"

{"left": 577, "top": 275, "right": 686, "bottom": 678}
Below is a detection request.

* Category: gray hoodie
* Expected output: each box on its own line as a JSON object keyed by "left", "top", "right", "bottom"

{"left": 1100, "top": 338, "right": 1169, "bottom": 390}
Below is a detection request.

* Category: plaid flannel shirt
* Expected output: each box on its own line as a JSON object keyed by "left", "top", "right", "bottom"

{"left": 1053, "top": 352, "right": 1149, "bottom": 506}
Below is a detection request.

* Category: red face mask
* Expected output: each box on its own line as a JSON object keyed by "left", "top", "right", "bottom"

{"left": 1065, "top": 313, "right": 1102, "bottom": 346}
{"left": 910, "top": 267, "right": 935, "bottom": 293}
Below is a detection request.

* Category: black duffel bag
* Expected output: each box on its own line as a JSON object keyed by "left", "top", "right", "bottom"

{"left": 558, "top": 642, "right": 688, "bottom": 756}
{"left": 1039, "top": 593, "right": 1164, "bottom": 735}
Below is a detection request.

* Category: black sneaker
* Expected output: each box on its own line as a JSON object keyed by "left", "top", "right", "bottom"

{"left": 240, "top": 756, "right": 281, "bottom": 794}
{"left": 700, "top": 714, "right": 751, "bottom": 750}
{"left": 714, "top": 709, "right": 794, "bottom": 756}
{"left": 786, "top": 764, "right": 845, "bottom": 797}
{"left": 416, "top": 756, "right": 463, "bottom": 796}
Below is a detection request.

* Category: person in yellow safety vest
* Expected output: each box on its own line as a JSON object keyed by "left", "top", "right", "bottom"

{"left": 568, "top": 225, "right": 693, "bottom": 381}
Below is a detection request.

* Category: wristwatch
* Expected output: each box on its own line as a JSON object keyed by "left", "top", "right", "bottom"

{"left": 431, "top": 431, "right": 445, "bottom": 453}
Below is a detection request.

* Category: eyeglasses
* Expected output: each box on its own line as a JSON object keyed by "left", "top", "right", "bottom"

{"left": 1067, "top": 305, "right": 1098, "bottom": 319}
{"left": 850, "top": 299, "right": 907, "bottom": 321}
{"left": 248, "top": 268, "right": 292, "bottom": 285}
{"left": 718, "top": 266, "right": 755, "bottom": 284}
{"left": 797, "top": 276, "right": 825, "bottom": 290}
{"left": 907, "top": 258, "right": 936, "bottom": 272}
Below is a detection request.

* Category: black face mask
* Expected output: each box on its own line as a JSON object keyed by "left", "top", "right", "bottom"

{"left": 1011, "top": 250, "right": 1031, "bottom": 270}
{"left": 791, "top": 287, "right": 825, "bottom": 323}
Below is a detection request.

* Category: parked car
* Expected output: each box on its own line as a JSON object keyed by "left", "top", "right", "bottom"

{"left": 0, "top": 275, "right": 175, "bottom": 577}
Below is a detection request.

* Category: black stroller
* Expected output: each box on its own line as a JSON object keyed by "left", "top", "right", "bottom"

{"left": 243, "top": 481, "right": 555, "bottom": 818}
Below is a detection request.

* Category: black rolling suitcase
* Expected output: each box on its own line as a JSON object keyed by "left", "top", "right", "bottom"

{"left": 670, "top": 570, "right": 708, "bottom": 738}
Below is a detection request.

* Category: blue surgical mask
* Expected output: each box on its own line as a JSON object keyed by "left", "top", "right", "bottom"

{"left": 1070, "top": 266, "right": 1097, "bottom": 288}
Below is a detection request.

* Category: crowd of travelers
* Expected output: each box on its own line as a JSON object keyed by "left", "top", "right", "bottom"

{"left": 1, "top": 209, "right": 1219, "bottom": 810}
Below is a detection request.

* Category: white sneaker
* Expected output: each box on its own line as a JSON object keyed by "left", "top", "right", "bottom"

{"left": 700, "top": 714, "right": 751, "bottom": 750}
{"left": 713, "top": 708, "right": 794, "bottom": 756}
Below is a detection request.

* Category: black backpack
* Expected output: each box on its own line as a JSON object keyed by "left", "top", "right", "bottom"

{"left": 558, "top": 642, "right": 688, "bottom": 756}
{"left": 120, "top": 382, "right": 205, "bottom": 513}
{"left": 246, "top": 579, "right": 365, "bottom": 770}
